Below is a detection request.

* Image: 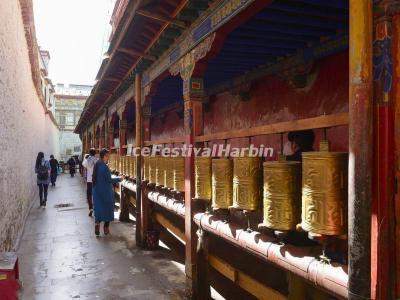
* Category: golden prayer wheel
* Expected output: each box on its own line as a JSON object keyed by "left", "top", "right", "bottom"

{"left": 156, "top": 156, "right": 165, "bottom": 186}
{"left": 143, "top": 156, "right": 149, "bottom": 181}
{"left": 173, "top": 156, "right": 185, "bottom": 192}
{"left": 122, "top": 156, "right": 126, "bottom": 175}
{"left": 261, "top": 161, "right": 302, "bottom": 231}
{"left": 128, "top": 156, "right": 133, "bottom": 177}
{"left": 148, "top": 156, "right": 157, "bottom": 184}
{"left": 195, "top": 157, "right": 212, "bottom": 200}
{"left": 212, "top": 158, "right": 233, "bottom": 209}
{"left": 164, "top": 157, "right": 174, "bottom": 189}
{"left": 301, "top": 151, "right": 348, "bottom": 236}
{"left": 123, "top": 156, "right": 129, "bottom": 175}
{"left": 232, "top": 157, "right": 262, "bottom": 210}
{"left": 109, "top": 154, "right": 114, "bottom": 170}
{"left": 111, "top": 154, "right": 115, "bottom": 171}
{"left": 116, "top": 155, "right": 121, "bottom": 173}
{"left": 131, "top": 156, "right": 136, "bottom": 178}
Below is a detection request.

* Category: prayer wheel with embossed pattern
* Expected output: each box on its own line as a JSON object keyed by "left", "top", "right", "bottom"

{"left": 232, "top": 157, "right": 262, "bottom": 211}
{"left": 116, "top": 155, "right": 121, "bottom": 173}
{"left": 261, "top": 160, "right": 302, "bottom": 231}
{"left": 127, "top": 156, "right": 133, "bottom": 178}
{"left": 122, "top": 156, "right": 126, "bottom": 175}
{"left": 143, "top": 156, "right": 149, "bottom": 181}
{"left": 156, "top": 156, "right": 165, "bottom": 186}
{"left": 148, "top": 156, "right": 157, "bottom": 184}
{"left": 132, "top": 156, "right": 137, "bottom": 179}
{"left": 109, "top": 154, "right": 115, "bottom": 171}
{"left": 212, "top": 158, "right": 233, "bottom": 209}
{"left": 301, "top": 150, "right": 348, "bottom": 236}
{"left": 173, "top": 156, "right": 185, "bottom": 192}
{"left": 164, "top": 156, "right": 174, "bottom": 189}
{"left": 195, "top": 157, "right": 212, "bottom": 200}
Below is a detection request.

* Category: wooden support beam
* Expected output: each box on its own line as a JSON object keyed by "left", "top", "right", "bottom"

{"left": 128, "top": 194, "right": 136, "bottom": 207}
{"left": 153, "top": 212, "right": 185, "bottom": 242}
{"left": 195, "top": 112, "right": 349, "bottom": 142}
{"left": 136, "top": 9, "right": 187, "bottom": 29}
{"left": 117, "top": 47, "right": 157, "bottom": 61}
{"left": 209, "top": 255, "right": 287, "bottom": 300}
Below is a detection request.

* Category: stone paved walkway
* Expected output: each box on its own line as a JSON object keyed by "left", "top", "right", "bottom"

{"left": 18, "top": 174, "right": 187, "bottom": 300}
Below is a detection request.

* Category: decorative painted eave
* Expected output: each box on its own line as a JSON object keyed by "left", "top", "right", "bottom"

{"left": 75, "top": 0, "right": 212, "bottom": 133}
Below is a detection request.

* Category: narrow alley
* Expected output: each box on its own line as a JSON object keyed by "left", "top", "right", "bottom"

{"left": 17, "top": 174, "right": 187, "bottom": 300}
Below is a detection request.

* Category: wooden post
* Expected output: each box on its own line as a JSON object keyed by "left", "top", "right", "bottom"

{"left": 92, "top": 123, "right": 96, "bottom": 150}
{"left": 371, "top": 4, "right": 398, "bottom": 298}
{"left": 119, "top": 114, "right": 130, "bottom": 223}
{"left": 183, "top": 77, "right": 209, "bottom": 298}
{"left": 392, "top": 11, "right": 400, "bottom": 299}
{"left": 119, "top": 119, "right": 127, "bottom": 155}
{"left": 105, "top": 107, "right": 109, "bottom": 148}
{"left": 135, "top": 73, "right": 145, "bottom": 247}
{"left": 348, "top": 1, "right": 373, "bottom": 300}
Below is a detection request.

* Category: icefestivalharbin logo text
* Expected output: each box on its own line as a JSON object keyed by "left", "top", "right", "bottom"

{"left": 128, "top": 144, "right": 274, "bottom": 158}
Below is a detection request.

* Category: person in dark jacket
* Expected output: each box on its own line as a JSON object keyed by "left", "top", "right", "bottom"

{"left": 68, "top": 156, "right": 76, "bottom": 177}
{"left": 286, "top": 130, "right": 315, "bottom": 162}
{"left": 35, "top": 152, "right": 51, "bottom": 208}
{"left": 49, "top": 155, "right": 59, "bottom": 186}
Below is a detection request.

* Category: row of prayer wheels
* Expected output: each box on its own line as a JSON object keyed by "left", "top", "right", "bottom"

{"left": 143, "top": 156, "right": 185, "bottom": 192}
{"left": 108, "top": 145, "right": 347, "bottom": 236}
{"left": 109, "top": 154, "right": 137, "bottom": 179}
{"left": 197, "top": 145, "right": 348, "bottom": 237}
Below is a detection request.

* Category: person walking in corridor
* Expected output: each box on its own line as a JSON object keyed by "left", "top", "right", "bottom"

{"left": 35, "top": 152, "right": 51, "bottom": 208}
{"left": 67, "top": 156, "right": 76, "bottom": 177}
{"left": 82, "top": 149, "right": 97, "bottom": 217}
{"left": 49, "top": 155, "right": 59, "bottom": 186}
{"left": 92, "top": 148, "right": 122, "bottom": 236}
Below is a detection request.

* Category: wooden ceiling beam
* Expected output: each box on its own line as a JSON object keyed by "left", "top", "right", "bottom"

{"left": 104, "top": 77, "right": 121, "bottom": 83}
{"left": 117, "top": 47, "right": 157, "bottom": 61}
{"left": 136, "top": 9, "right": 187, "bottom": 29}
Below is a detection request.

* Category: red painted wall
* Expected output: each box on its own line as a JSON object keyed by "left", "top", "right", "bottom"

{"left": 151, "top": 109, "right": 184, "bottom": 142}
{"left": 151, "top": 51, "right": 349, "bottom": 157}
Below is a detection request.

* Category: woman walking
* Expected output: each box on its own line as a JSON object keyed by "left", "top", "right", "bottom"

{"left": 92, "top": 148, "right": 121, "bottom": 236}
{"left": 35, "top": 152, "right": 51, "bottom": 208}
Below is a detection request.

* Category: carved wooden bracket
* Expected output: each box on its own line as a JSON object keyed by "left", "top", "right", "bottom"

{"left": 278, "top": 63, "right": 317, "bottom": 90}
{"left": 169, "top": 33, "right": 216, "bottom": 81}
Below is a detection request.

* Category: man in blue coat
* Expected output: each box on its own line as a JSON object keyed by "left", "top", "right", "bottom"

{"left": 92, "top": 148, "right": 122, "bottom": 236}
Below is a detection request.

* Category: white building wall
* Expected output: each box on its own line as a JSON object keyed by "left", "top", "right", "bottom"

{"left": 0, "top": 0, "right": 59, "bottom": 250}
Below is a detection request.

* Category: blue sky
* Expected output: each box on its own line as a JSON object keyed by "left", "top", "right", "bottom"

{"left": 33, "top": 0, "right": 115, "bottom": 85}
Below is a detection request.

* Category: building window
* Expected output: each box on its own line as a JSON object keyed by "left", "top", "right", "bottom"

{"left": 74, "top": 146, "right": 81, "bottom": 152}
{"left": 66, "top": 113, "right": 74, "bottom": 125}
{"left": 59, "top": 115, "right": 66, "bottom": 125}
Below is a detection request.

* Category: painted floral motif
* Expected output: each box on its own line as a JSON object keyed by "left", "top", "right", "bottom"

{"left": 373, "top": 22, "right": 393, "bottom": 93}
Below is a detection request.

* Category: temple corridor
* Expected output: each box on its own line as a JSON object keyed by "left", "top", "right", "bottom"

{"left": 17, "top": 174, "right": 187, "bottom": 300}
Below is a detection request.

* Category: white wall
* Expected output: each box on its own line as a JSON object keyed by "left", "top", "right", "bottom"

{"left": 0, "top": 0, "right": 60, "bottom": 250}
